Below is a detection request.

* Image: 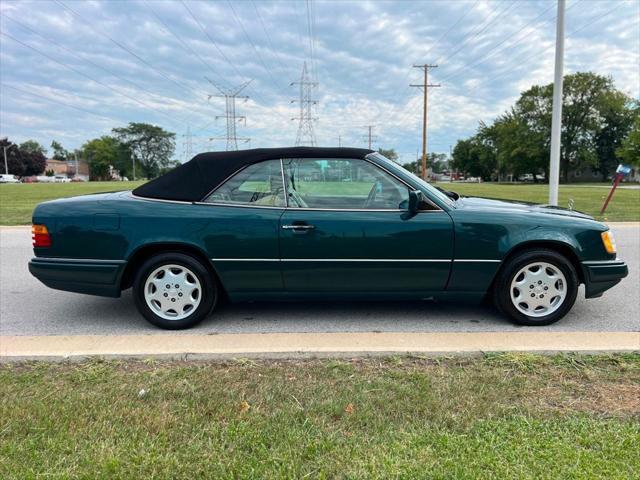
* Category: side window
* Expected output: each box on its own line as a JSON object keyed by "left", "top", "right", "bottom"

{"left": 283, "top": 158, "right": 409, "bottom": 209}
{"left": 204, "top": 160, "right": 285, "bottom": 207}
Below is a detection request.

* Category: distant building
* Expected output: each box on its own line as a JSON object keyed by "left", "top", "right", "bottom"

{"left": 44, "top": 158, "right": 90, "bottom": 181}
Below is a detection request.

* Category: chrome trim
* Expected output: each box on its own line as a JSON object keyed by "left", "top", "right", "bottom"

{"left": 32, "top": 257, "right": 126, "bottom": 265}
{"left": 453, "top": 259, "right": 501, "bottom": 263}
{"left": 282, "top": 224, "right": 315, "bottom": 230}
{"left": 194, "top": 201, "right": 285, "bottom": 211}
{"left": 211, "top": 258, "right": 452, "bottom": 263}
{"left": 211, "top": 258, "right": 280, "bottom": 262}
{"left": 581, "top": 259, "right": 624, "bottom": 265}
{"left": 130, "top": 193, "right": 193, "bottom": 205}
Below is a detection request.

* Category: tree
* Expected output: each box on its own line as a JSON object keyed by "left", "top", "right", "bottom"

{"left": 452, "top": 72, "right": 634, "bottom": 182}
{"left": 82, "top": 136, "right": 131, "bottom": 180}
{"left": 617, "top": 115, "right": 640, "bottom": 167}
{"left": 492, "top": 111, "right": 547, "bottom": 182}
{"left": 517, "top": 72, "right": 625, "bottom": 182}
{"left": 51, "top": 140, "right": 69, "bottom": 161}
{"left": 20, "top": 148, "right": 47, "bottom": 176}
{"left": 452, "top": 133, "right": 496, "bottom": 181}
{"left": 0, "top": 138, "right": 24, "bottom": 175}
{"left": 19, "top": 140, "right": 47, "bottom": 157}
{"left": 428, "top": 153, "right": 448, "bottom": 174}
{"left": 377, "top": 148, "right": 399, "bottom": 163}
{"left": 113, "top": 123, "right": 175, "bottom": 179}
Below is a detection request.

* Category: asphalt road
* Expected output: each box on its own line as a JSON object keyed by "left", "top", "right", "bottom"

{"left": 1, "top": 225, "right": 638, "bottom": 336}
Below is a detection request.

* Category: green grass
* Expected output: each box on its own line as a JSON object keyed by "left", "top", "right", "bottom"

{"left": 0, "top": 181, "right": 143, "bottom": 225}
{"left": 1, "top": 354, "right": 639, "bottom": 478}
{"left": 1, "top": 180, "right": 638, "bottom": 225}
{"left": 436, "top": 182, "right": 640, "bottom": 222}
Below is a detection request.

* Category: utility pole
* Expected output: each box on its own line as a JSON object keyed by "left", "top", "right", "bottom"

{"left": 362, "top": 125, "right": 377, "bottom": 149}
{"left": 207, "top": 78, "right": 251, "bottom": 150}
{"left": 548, "top": 0, "right": 566, "bottom": 206}
{"left": 291, "top": 61, "right": 318, "bottom": 146}
{"left": 410, "top": 64, "right": 440, "bottom": 180}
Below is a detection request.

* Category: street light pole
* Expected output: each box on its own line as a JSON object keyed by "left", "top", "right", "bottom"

{"left": 548, "top": 0, "right": 566, "bottom": 206}
{"left": 3, "top": 145, "right": 16, "bottom": 175}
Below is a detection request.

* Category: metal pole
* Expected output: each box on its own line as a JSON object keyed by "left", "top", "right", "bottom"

{"left": 548, "top": 0, "right": 566, "bottom": 206}
{"left": 3, "top": 146, "right": 8, "bottom": 175}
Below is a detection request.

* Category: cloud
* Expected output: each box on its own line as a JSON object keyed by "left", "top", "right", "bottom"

{"left": 0, "top": 0, "right": 637, "bottom": 159}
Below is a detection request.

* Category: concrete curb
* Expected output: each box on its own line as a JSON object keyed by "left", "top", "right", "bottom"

{"left": 1, "top": 331, "right": 638, "bottom": 362}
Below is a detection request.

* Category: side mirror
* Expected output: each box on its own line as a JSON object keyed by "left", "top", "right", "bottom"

{"left": 408, "top": 190, "right": 424, "bottom": 213}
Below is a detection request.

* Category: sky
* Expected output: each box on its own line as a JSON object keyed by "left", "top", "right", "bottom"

{"left": 0, "top": 0, "right": 638, "bottom": 165}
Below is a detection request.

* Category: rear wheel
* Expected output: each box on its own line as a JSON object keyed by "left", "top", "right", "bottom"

{"left": 493, "top": 249, "right": 578, "bottom": 326}
{"left": 133, "top": 252, "right": 216, "bottom": 329}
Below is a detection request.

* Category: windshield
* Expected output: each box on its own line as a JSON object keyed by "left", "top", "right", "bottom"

{"left": 367, "top": 152, "right": 456, "bottom": 208}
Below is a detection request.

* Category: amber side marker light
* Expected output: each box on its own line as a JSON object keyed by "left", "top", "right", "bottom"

{"left": 32, "top": 224, "right": 51, "bottom": 248}
{"left": 601, "top": 230, "right": 616, "bottom": 255}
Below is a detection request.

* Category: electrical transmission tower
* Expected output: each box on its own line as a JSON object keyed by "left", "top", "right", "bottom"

{"left": 410, "top": 64, "right": 440, "bottom": 179}
{"left": 182, "top": 126, "right": 193, "bottom": 161}
{"left": 291, "top": 61, "right": 318, "bottom": 146}
{"left": 207, "top": 78, "right": 251, "bottom": 150}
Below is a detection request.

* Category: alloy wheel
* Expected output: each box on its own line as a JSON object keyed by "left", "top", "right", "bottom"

{"left": 144, "top": 264, "right": 202, "bottom": 321}
{"left": 509, "top": 261, "right": 567, "bottom": 318}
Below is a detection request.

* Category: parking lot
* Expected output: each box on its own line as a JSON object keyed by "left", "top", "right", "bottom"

{"left": 1, "top": 224, "right": 638, "bottom": 336}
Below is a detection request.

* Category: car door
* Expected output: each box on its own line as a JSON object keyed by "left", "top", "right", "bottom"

{"left": 279, "top": 157, "right": 454, "bottom": 295}
{"left": 197, "top": 159, "right": 286, "bottom": 295}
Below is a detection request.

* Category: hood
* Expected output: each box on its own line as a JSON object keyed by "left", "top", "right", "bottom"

{"left": 456, "top": 196, "right": 594, "bottom": 220}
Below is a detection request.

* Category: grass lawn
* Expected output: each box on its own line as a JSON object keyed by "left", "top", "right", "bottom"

{"left": 1, "top": 180, "right": 638, "bottom": 225}
{"left": 0, "top": 181, "right": 143, "bottom": 226}
{"left": 1, "top": 354, "right": 638, "bottom": 478}
{"left": 436, "top": 182, "right": 639, "bottom": 222}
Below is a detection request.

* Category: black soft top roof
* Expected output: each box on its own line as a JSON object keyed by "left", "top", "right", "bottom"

{"left": 132, "top": 146, "right": 373, "bottom": 202}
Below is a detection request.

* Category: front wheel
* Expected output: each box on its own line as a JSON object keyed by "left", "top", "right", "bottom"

{"left": 493, "top": 249, "right": 579, "bottom": 326}
{"left": 133, "top": 252, "right": 217, "bottom": 330}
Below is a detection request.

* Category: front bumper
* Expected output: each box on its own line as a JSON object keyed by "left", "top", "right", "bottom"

{"left": 29, "top": 257, "right": 126, "bottom": 298}
{"left": 581, "top": 259, "right": 628, "bottom": 298}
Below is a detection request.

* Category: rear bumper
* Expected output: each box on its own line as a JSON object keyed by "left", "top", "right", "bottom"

{"left": 581, "top": 259, "right": 628, "bottom": 299}
{"left": 29, "top": 257, "right": 125, "bottom": 298}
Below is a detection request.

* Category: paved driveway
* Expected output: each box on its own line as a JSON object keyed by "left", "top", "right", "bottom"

{"left": 1, "top": 225, "right": 638, "bottom": 336}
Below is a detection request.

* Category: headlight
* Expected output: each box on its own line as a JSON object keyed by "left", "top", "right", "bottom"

{"left": 601, "top": 230, "right": 617, "bottom": 254}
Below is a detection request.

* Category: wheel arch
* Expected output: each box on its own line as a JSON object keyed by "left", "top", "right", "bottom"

{"left": 120, "top": 242, "right": 227, "bottom": 298}
{"left": 489, "top": 240, "right": 585, "bottom": 295}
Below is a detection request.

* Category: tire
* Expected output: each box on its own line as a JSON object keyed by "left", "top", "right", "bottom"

{"left": 133, "top": 252, "right": 217, "bottom": 330}
{"left": 493, "top": 249, "right": 579, "bottom": 326}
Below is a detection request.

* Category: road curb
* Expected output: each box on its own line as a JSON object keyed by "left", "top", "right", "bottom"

{"left": 1, "top": 331, "right": 638, "bottom": 362}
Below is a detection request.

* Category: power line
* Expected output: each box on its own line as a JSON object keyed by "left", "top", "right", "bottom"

{"left": 0, "top": 31, "right": 192, "bottom": 128}
{"left": 54, "top": 0, "right": 205, "bottom": 99}
{"left": 435, "top": 0, "right": 521, "bottom": 66}
{"left": 423, "top": 0, "right": 481, "bottom": 59}
{"left": 439, "top": 0, "right": 580, "bottom": 84}
{"left": 180, "top": 0, "right": 292, "bottom": 125}
{"left": 2, "top": 14, "right": 195, "bottom": 114}
{"left": 250, "top": 0, "right": 290, "bottom": 73}
{"left": 1, "top": 83, "right": 120, "bottom": 122}
{"left": 143, "top": 0, "right": 229, "bottom": 90}
{"left": 227, "top": 1, "right": 289, "bottom": 97}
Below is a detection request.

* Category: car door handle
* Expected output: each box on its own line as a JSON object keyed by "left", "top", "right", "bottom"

{"left": 282, "top": 224, "right": 315, "bottom": 230}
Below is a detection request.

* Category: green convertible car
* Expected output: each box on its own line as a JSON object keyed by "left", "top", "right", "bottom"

{"left": 30, "top": 147, "right": 627, "bottom": 329}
